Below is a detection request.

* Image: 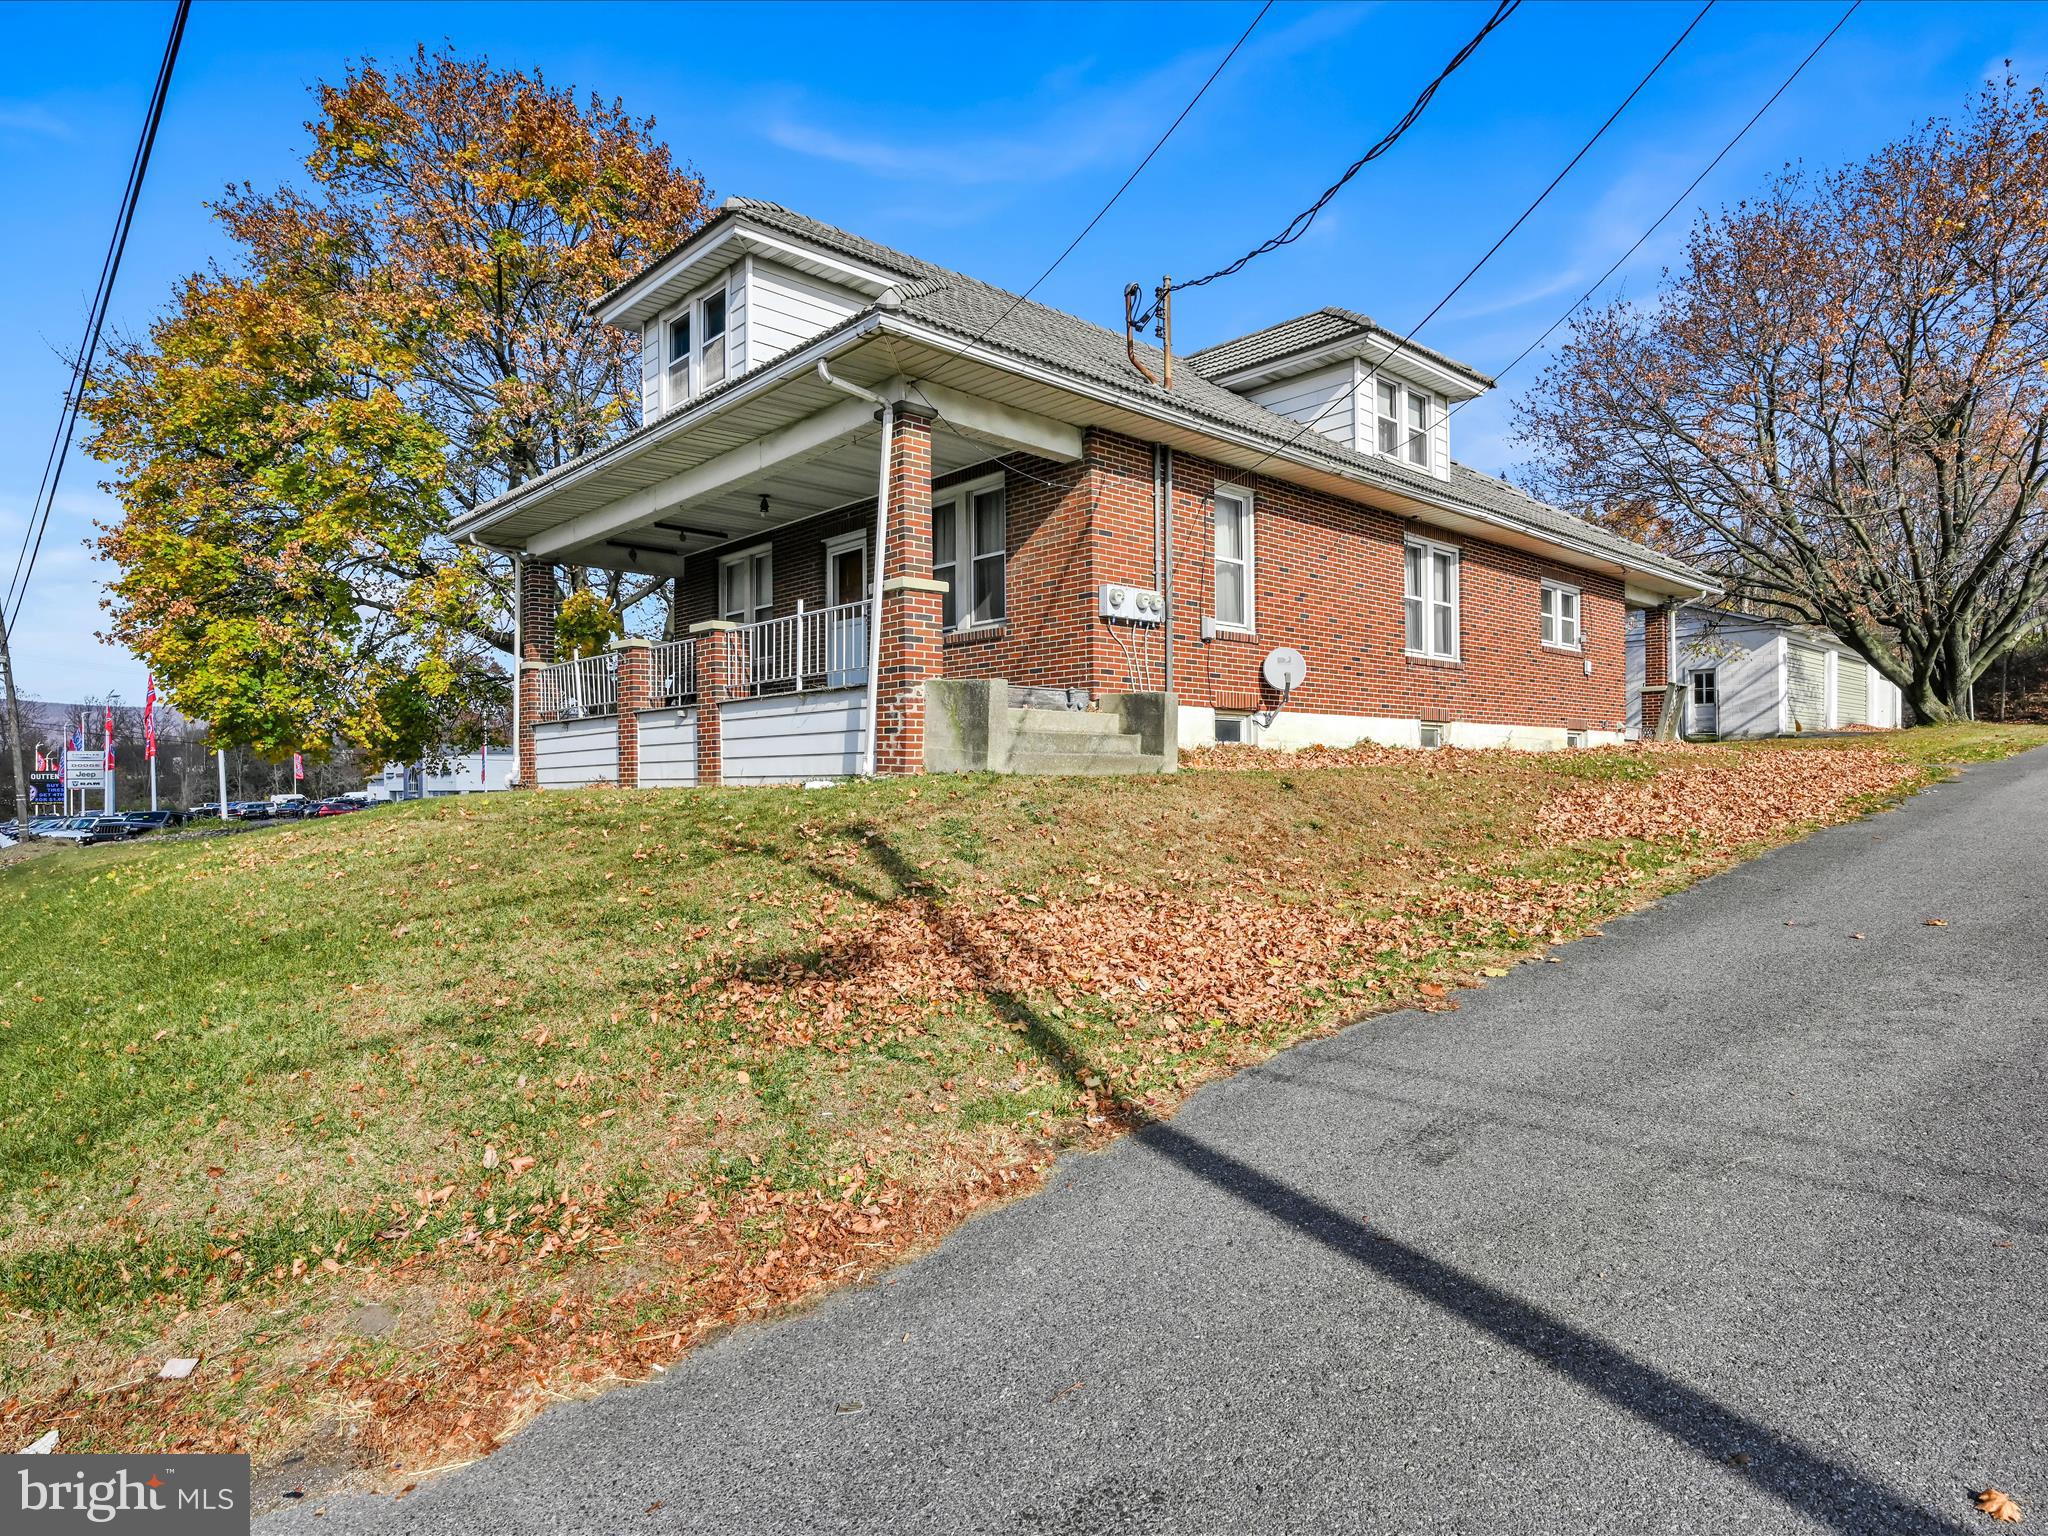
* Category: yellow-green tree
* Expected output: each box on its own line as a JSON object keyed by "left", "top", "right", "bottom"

{"left": 83, "top": 48, "right": 706, "bottom": 762}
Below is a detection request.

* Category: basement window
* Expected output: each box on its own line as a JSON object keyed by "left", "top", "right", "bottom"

{"left": 1565, "top": 729, "right": 1587, "bottom": 749}
{"left": 1418, "top": 722, "right": 1445, "bottom": 750}
{"left": 1214, "top": 713, "right": 1255, "bottom": 745}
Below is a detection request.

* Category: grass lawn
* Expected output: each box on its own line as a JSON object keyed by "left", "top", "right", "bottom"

{"left": 0, "top": 722, "right": 2039, "bottom": 1481}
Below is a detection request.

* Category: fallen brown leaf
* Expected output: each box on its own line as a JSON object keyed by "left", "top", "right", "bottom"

{"left": 1976, "top": 1487, "right": 2022, "bottom": 1523}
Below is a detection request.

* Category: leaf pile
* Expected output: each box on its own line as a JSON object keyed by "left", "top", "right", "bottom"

{"left": 1535, "top": 744, "right": 1915, "bottom": 844}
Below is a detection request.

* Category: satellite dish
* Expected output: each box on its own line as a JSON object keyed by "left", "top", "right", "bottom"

{"left": 1262, "top": 647, "right": 1308, "bottom": 692}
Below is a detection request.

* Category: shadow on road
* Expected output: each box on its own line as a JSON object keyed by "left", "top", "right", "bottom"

{"left": 845, "top": 822, "right": 1975, "bottom": 1536}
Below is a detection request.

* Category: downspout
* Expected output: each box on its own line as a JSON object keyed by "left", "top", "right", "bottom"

{"left": 815, "top": 359, "right": 891, "bottom": 777}
{"left": 1163, "top": 447, "right": 1176, "bottom": 694}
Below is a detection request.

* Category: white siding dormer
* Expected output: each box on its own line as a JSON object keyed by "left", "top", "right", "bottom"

{"left": 748, "top": 258, "right": 863, "bottom": 368}
{"left": 1246, "top": 362, "right": 1356, "bottom": 447}
{"left": 655, "top": 265, "right": 746, "bottom": 414}
{"left": 638, "top": 322, "right": 662, "bottom": 420}
{"left": 640, "top": 255, "right": 864, "bottom": 416}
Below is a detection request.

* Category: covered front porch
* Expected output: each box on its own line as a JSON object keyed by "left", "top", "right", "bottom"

{"left": 484, "top": 325, "right": 1157, "bottom": 787}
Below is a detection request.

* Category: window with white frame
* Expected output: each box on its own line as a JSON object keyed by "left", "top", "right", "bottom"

{"left": 1375, "top": 379, "right": 1434, "bottom": 468}
{"left": 666, "top": 312, "right": 691, "bottom": 397}
{"left": 1418, "top": 722, "right": 1445, "bottom": 750}
{"left": 931, "top": 479, "right": 1006, "bottom": 630}
{"left": 719, "top": 546, "right": 772, "bottom": 626}
{"left": 1404, "top": 537, "right": 1459, "bottom": 659}
{"left": 1213, "top": 712, "right": 1254, "bottom": 745}
{"left": 665, "top": 281, "right": 731, "bottom": 406}
{"left": 1540, "top": 580, "right": 1581, "bottom": 649}
{"left": 1213, "top": 485, "right": 1253, "bottom": 630}
{"left": 698, "top": 289, "right": 727, "bottom": 391}
{"left": 1691, "top": 670, "right": 1718, "bottom": 707}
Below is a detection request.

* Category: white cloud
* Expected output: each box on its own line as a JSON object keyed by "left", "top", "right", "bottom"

{"left": 762, "top": 3, "right": 1369, "bottom": 189}
{"left": 0, "top": 100, "right": 71, "bottom": 139}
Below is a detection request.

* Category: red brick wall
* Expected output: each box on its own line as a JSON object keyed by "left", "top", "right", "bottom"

{"left": 665, "top": 426, "right": 1629, "bottom": 736}
{"left": 1146, "top": 445, "right": 1627, "bottom": 733}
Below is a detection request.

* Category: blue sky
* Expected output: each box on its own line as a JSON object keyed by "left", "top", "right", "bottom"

{"left": 5, "top": 0, "right": 2046, "bottom": 704}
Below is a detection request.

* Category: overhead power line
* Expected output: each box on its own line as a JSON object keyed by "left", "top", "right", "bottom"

{"left": 1451, "top": 0, "right": 1860, "bottom": 415}
{"left": 1133, "top": 0, "right": 1522, "bottom": 328}
{"left": 963, "top": 0, "right": 1273, "bottom": 351}
{"left": 1225, "top": 0, "right": 1716, "bottom": 484}
{"left": 4, "top": 0, "right": 191, "bottom": 634}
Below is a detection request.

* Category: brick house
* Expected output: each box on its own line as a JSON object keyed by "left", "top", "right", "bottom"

{"left": 460, "top": 198, "right": 1713, "bottom": 788}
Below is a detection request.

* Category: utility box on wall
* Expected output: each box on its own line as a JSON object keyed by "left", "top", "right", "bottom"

{"left": 1098, "top": 583, "right": 1165, "bottom": 625}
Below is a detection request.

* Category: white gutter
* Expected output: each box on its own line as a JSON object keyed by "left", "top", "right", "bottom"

{"left": 814, "top": 359, "right": 890, "bottom": 778}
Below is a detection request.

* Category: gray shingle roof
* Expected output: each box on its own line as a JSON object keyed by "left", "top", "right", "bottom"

{"left": 509, "top": 199, "right": 1702, "bottom": 588}
{"left": 1183, "top": 307, "right": 1495, "bottom": 389}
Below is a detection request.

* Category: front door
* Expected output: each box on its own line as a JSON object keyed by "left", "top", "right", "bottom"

{"left": 824, "top": 537, "right": 868, "bottom": 687}
{"left": 1688, "top": 669, "right": 1719, "bottom": 735}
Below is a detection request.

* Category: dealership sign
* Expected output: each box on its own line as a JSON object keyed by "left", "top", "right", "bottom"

{"left": 62, "top": 751, "right": 106, "bottom": 791}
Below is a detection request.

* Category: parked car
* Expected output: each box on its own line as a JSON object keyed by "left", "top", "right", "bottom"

{"left": 117, "top": 810, "right": 181, "bottom": 833}
{"left": 41, "top": 816, "right": 129, "bottom": 845}
{"left": 232, "top": 801, "right": 275, "bottom": 821}
{"left": 312, "top": 798, "right": 365, "bottom": 817}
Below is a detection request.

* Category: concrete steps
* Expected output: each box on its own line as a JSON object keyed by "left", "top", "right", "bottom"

{"left": 1005, "top": 707, "right": 1155, "bottom": 775}
{"left": 925, "top": 679, "right": 1178, "bottom": 776}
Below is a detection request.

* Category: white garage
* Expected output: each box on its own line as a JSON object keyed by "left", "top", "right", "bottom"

{"left": 1626, "top": 608, "right": 1905, "bottom": 739}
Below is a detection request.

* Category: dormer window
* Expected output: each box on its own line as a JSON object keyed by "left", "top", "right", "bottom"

{"left": 1375, "top": 379, "right": 1433, "bottom": 469}
{"left": 698, "top": 291, "right": 727, "bottom": 390}
{"left": 666, "top": 313, "right": 691, "bottom": 396}
{"left": 663, "top": 282, "right": 731, "bottom": 406}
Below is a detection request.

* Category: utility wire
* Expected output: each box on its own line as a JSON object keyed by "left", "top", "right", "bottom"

{"left": 962, "top": 0, "right": 1272, "bottom": 350}
{"left": 1448, "top": 0, "right": 1859, "bottom": 420}
{"left": 1223, "top": 0, "right": 1717, "bottom": 485}
{"left": 4, "top": 0, "right": 191, "bottom": 634}
{"left": 1133, "top": 0, "right": 1522, "bottom": 327}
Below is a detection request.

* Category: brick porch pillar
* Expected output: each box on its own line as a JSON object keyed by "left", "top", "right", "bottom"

{"left": 613, "top": 637, "right": 651, "bottom": 788}
{"left": 1640, "top": 601, "right": 1674, "bottom": 738}
{"left": 689, "top": 620, "right": 739, "bottom": 786}
{"left": 874, "top": 406, "right": 947, "bottom": 775}
{"left": 515, "top": 558, "right": 559, "bottom": 787}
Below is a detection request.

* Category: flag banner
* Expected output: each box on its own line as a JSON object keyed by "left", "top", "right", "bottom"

{"left": 105, "top": 704, "right": 116, "bottom": 769}
{"left": 144, "top": 675, "right": 158, "bottom": 761}
{"left": 293, "top": 753, "right": 303, "bottom": 781}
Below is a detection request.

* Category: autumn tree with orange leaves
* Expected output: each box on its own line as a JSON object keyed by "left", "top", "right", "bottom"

{"left": 1518, "top": 79, "right": 2048, "bottom": 723}
{"left": 83, "top": 49, "right": 706, "bottom": 761}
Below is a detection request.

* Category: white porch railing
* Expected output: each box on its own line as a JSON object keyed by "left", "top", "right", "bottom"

{"left": 530, "top": 653, "right": 618, "bottom": 722}
{"left": 652, "top": 637, "right": 698, "bottom": 706}
{"left": 726, "top": 598, "right": 871, "bottom": 697}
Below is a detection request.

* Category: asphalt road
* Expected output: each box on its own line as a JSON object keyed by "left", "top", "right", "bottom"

{"left": 270, "top": 749, "right": 2047, "bottom": 1535}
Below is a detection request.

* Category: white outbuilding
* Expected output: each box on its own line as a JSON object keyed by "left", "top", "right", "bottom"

{"left": 1626, "top": 608, "right": 1905, "bottom": 738}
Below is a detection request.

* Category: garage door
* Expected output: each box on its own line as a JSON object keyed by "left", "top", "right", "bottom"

{"left": 1786, "top": 642, "right": 1828, "bottom": 731}
{"left": 1836, "top": 655, "right": 1869, "bottom": 726}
